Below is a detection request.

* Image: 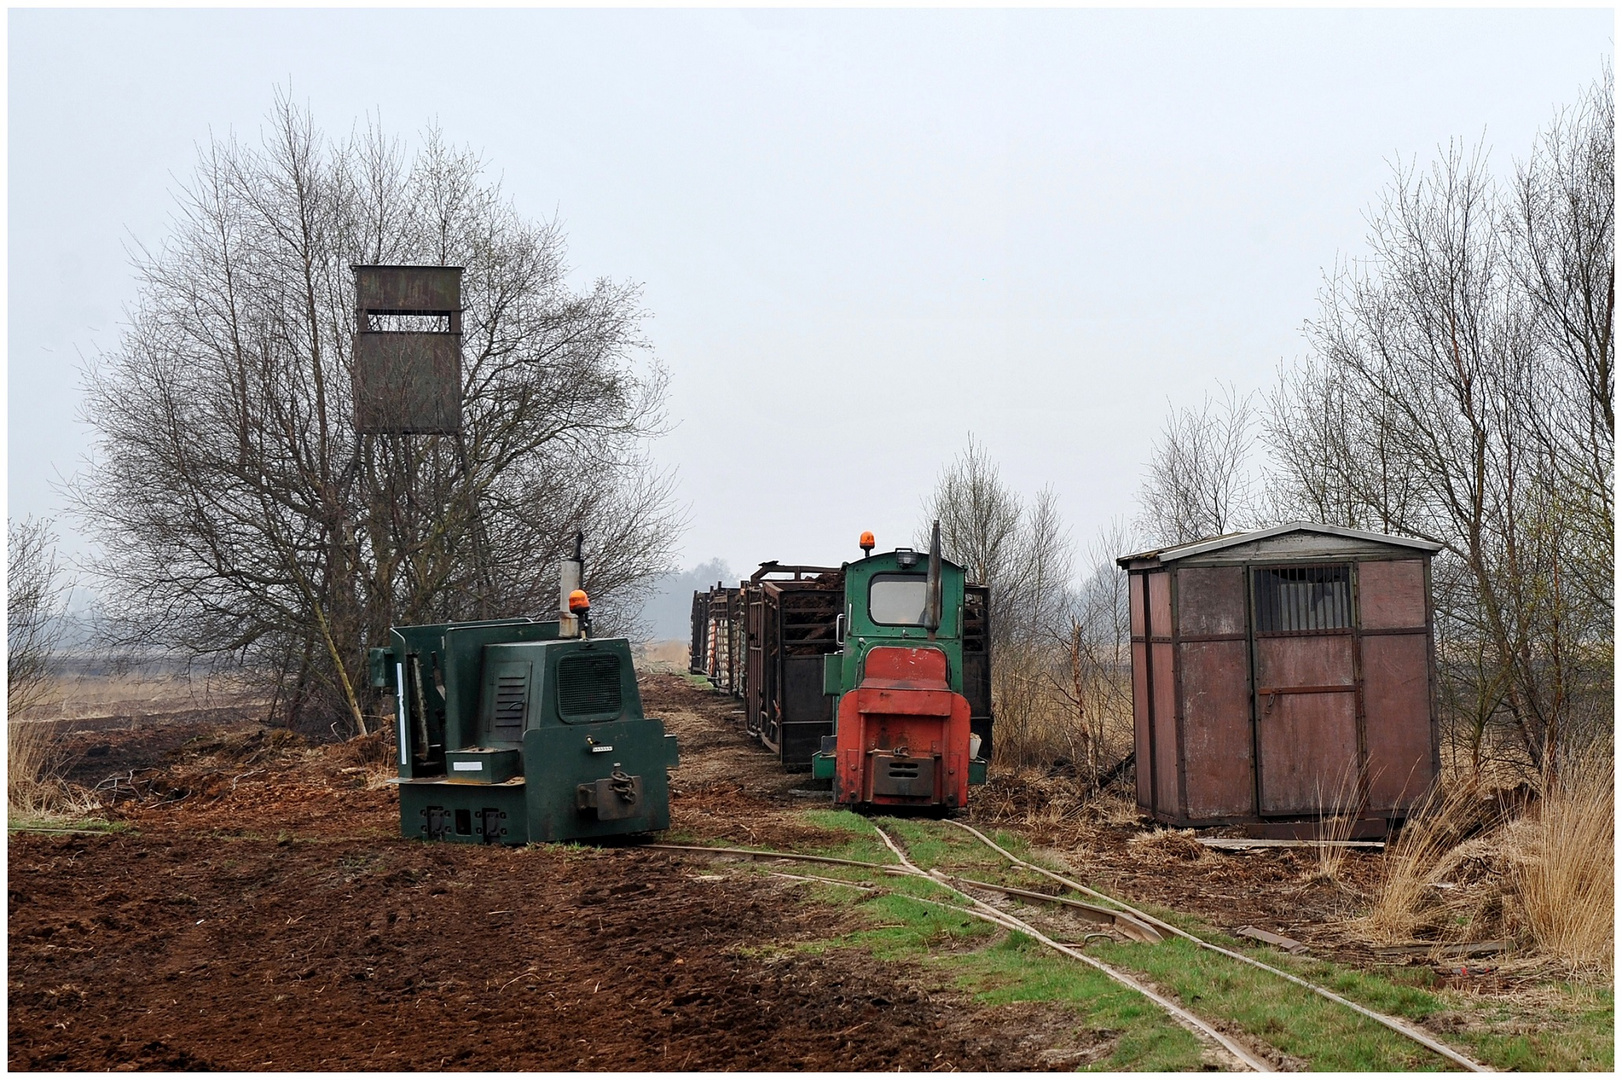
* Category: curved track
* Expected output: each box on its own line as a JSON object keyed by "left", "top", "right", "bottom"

{"left": 943, "top": 819, "right": 1490, "bottom": 1072}
{"left": 655, "top": 813, "right": 1494, "bottom": 1073}
{"left": 869, "top": 823, "right": 1275, "bottom": 1071}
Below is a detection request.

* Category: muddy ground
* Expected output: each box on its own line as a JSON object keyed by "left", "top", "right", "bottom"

{"left": 11, "top": 676, "right": 1108, "bottom": 1071}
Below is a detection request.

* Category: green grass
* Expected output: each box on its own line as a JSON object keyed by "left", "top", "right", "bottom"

{"left": 956, "top": 935, "right": 1208, "bottom": 1071}
{"left": 8, "top": 814, "right": 130, "bottom": 835}
{"left": 783, "top": 879, "right": 1209, "bottom": 1070}
{"left": 1434, "top": 982, "right": 1613, "bottom": 1072}
{"left": 1012, "top": 871, "right": 1614, "bottom": 1072}
{"left": 735, "top": 810, "right": 1614, "bottom": 1072}
{"left": 1086, "top": 935, "right": 1446, "bottom": 1070}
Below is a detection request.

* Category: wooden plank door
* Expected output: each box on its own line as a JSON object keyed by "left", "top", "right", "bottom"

{"left": 1251, "top": 565, "right": 1360, "bottom": 817}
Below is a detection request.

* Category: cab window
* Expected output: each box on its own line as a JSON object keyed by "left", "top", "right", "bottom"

{"left": 868, "top": 573, "right": 928, "bottom": 626}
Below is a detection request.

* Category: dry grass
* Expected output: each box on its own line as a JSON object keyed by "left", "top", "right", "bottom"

{"left": 1358, "top": 776, "right": 1498, "bottom": 946}
{"left": 1089, "top": 788, "right": 1145, "bottom": 828}
{"left": 1127, "top": 827, "right": 1210, "bottom": 863}
{"left": 1356, "top": 752, "right": 1613, "bottom": 975}
{"left": 989, "top": 647, "right": 1134, "bottom": 781}
{"left": 969, "top": 765, "right": 1143, "bottom": 833}
{"left": 1303, "top": 762, "right": 1363, "bottom": 883}
{"left": 7, "top": 653, "right": 95, "bottom": 818}
{"left": 29, "top": 668, "right": 259, "bottom": 722}
{"left": 1513, "top": 754, "right": 1613, "bottom": 972}
{"left": 634, "top": 639, "right": 689, "bottom": 672}
{"left": 7, "top": 720, "right": 57, "bottom": 814}
{"left": 7, "top": 719, "right": 97, "bottom": 820}
{"left": 10, "top": 665, "right": 267, "bottom": 822}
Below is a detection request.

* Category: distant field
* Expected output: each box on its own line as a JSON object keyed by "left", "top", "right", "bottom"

{"left": 21, "top": 666, "right": 265, "bottom": 726}
{"left": 24, "top": 640, "right": 691, "bottom": 722}
{"left": 636, "top": 639, "right": 689, "bottom": 671}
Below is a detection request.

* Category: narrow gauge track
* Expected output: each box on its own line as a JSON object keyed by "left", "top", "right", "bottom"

{"left": 866, "top": 824, "right": 1274, "bottom": 1072}
{"left": 942, "top": 820, "right": 1490, "bottom": 1073}
{"left": 652, "top": 817, "right": 1494, "bottom": 1073}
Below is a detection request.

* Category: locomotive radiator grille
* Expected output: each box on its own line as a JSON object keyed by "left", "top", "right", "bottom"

{"left": 558, "top": 653, "right": 623, "bottom": 718}
{"left": 871, "top": 754, "right": 935, "bottom": 798}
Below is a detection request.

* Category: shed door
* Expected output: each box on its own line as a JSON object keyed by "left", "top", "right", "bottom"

{"left": 1251, "top": 565, "right": 1359, "bottom": 816}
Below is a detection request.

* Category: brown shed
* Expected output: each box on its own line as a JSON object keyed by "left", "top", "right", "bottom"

{"left": 1117, "top": 524, "right": 1442, "bottom": 833}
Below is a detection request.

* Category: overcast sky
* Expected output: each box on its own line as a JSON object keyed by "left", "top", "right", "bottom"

{"left": 8, "top": 7, "right": 1613, "bottom": 592}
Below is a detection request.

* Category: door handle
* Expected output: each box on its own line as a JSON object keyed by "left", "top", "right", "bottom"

{"left": 1258, "top": 684, "right": 1353, "bottom": 713}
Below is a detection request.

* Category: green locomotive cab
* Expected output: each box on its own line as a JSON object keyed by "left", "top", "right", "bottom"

{"left": 368, "top": 547, "right": 678, "bottom": 845}
{"left": 812, "top": 525, "right": 990, "bottom": 809}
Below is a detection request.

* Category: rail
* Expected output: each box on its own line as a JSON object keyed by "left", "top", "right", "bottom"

{"left": 943, "top": 819, "right": 1491, "bottom": 1073}
{"left": 650, "top": 823, "right": 1494, "bottom": 1073}
{"left": 869, "top": 824, "right": 1274, "bottom": 1072}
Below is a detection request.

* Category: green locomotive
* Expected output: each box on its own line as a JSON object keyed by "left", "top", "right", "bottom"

{"left": 368, "top": 542, "right": 678, "bottom": 844}
{"left": 811, "top": 525, "right": 990, "bottom": 810}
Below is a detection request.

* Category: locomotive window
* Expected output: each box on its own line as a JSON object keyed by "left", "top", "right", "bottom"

{"left": 868, "top": 574, "right": 929, "bottom": 626}
{"left": 1255, "top": 565, "right": 1352, "bottom": 632}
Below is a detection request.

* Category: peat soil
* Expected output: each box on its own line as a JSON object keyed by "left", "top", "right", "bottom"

{"left": 10, "top": 675, "right": 1099, "bottom": 1071}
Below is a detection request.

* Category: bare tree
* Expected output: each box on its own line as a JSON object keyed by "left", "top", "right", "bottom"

{"left": 920, "top": 436, "right": 1072, "bottom": 649}
{"left": 71, "top": 95, "right": 681, "bottom": 736}
{"left": 7, "top": 518, "right": 79, "bottom": 816}
{"left": 920, "top": 437, "right": 1075, "bottom": 768}
{"left": 1510, "top": 66, "right": 1614, "bottom": 629}
{"left": 1265, "top": 356, "right": 1428, "bottom": 532}
{"left": 1269, "top": 71, "right": 1613, "bottom": 776}
{"left": 1137, "top": 383, "right": 1263, "bottom": 547}
{"left": 1046, "top": 519, "right": 1138, "bottom": 786}
{"left": 7, "top": 518, "right": 70, "bottom": 716}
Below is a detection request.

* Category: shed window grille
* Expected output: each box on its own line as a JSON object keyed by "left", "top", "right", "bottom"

{"left": 1255, "top": 565, "right": 1352, "bottom": 633}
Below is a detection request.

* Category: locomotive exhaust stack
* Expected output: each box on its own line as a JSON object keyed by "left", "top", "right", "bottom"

{"left": 559, "top": 531, "right": 585, "bottom": 639}
{"left": 924, "top": 520, "right": 943, "bottom": 639}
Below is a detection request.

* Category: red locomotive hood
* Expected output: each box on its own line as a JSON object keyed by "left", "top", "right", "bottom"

{"left": 859, "top": 646, "right": 950, "bottom": 691}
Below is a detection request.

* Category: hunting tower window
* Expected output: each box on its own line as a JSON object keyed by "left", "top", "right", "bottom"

{"left": 365, "top": 312, "right": 453, "bottom": 333}
{"left": 1254, "top": 565, "right": 1352, "bottom": 633}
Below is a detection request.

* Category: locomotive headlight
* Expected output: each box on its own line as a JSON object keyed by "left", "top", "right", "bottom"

{"left": 895, "top": 548, "right": 919, "bottom": 569}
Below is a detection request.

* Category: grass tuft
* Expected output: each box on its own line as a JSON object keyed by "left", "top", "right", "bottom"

{"left": 1359, "top": 777, "right": 1491, "bottom": 945}
{"left": 1514, "top": 753, "right": 1613, "bottom": 973}
{"left": 1304, "top": 760, "right": 1363, "bottom": 883}
{"left": 7, "top": 719, "right": 99, "bottom": 822}
{"left": 1126, "top": 827, "right": 1209, "bottom": 863}
{"left": 1357, "top": 752, "right": 1613, "bottom": 976}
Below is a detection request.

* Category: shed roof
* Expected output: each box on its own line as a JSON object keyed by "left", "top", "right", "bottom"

{"left": 1117, "top": 522, "right": 1443, "bottom": 568}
